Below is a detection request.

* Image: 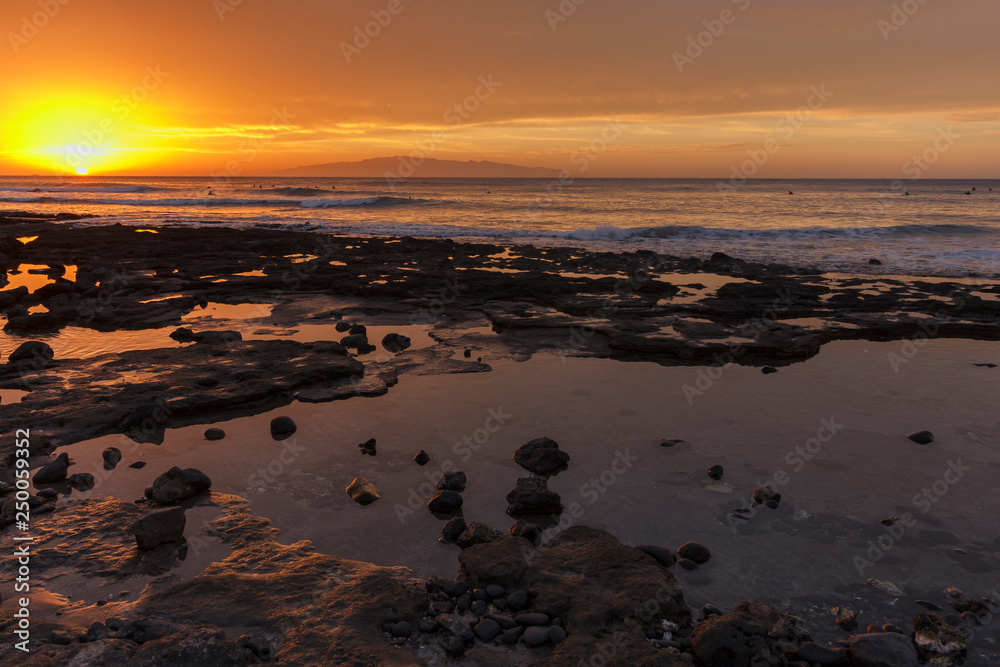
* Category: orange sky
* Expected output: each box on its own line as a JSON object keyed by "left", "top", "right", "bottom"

{"left": 0, "top": 0, "right": 997, "bottom": 177}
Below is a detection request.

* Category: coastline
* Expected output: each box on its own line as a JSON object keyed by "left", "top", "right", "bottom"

{"left": 1, "top": 215, "right": 998, "bottom": 665}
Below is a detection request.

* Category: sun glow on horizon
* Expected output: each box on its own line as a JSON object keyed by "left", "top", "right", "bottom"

{"left": 75, "top": 166, "right": 88, "bottom": 175}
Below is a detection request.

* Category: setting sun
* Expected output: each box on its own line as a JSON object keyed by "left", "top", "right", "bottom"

{"left": 75, "top": 166, "right": 88, "bottom": 175}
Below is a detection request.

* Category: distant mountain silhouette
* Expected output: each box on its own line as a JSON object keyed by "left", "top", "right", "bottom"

{"left": 266, "top": 157, "right": 562, "bottom": 178}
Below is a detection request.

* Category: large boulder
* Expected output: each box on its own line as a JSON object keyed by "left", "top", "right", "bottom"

{"left": 132, "top": 506, "right": 186, "bottom": 550}
{"left": 427, "top": 490, "right": 463, "bottom": 513}
{"left": 9, "top": 340, "right": 54, "bottom": 365}
{"left": 849, "top": 632, "right": 918, "bottom": 667}
{"left": 147, "top": 467, "right": 212, "bottom": 505}
{"left": 506, "top": 476, "right": 562, "bottom": 516}
{"left": 513, "top": 437, "right": 570, "bottom": 475}
{"left": 690, "top": 601, "right": 812, "bottom": 667}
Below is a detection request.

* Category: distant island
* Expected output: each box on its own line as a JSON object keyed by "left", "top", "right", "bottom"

{"left": 266, "top": 156, "right": 562, "bottom": 179}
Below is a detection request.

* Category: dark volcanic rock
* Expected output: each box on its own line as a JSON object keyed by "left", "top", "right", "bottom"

{"left": 706, "top": 465, "right": 723, "bottom": 480}
{"left": 459, "top": 527, "right": 690, "bottom": 664}
{"left": 474, "top": 618, "right": 502, "bottom": 641}
{"left": 269, "top": 416, "right": 297, "bottom": 439}
{"left": 427, "top": 490, "right": 463, "bottom": 514}
{"left": 456, "top": 522, "right": 505, "bottom": 549}
{"left": 132, "top": 506, "right": 186, "bottom": 550}
{"left": 436, "top": 471, "right": 466, "bottom": 491}
{"left": 794, "top": 641, "right": 842, "bottom": 664}
{"left": 204, "top": 428, "right": 226, "bottom": 441}
{"left": 102, "top": 447, "right": 122, "bottom": 470}
{"left": 906, "top": 430, "right": 935, "bottom": 445}
{"left": 753, "top": 486, "right": 781, "bottom": 506}
{"left": 34, "top": 452, "right": 71, "bottom": 484}
{"left": 849, "top": 632, "right": 918, "bottom": 667}
{"left": 68, "top": 472, "right": 95, "bottom": 490}
{"left": 676, "top": 541, "right": 711, "bottom": 565}
{"left": 506, "top": 476, "right": 563, "bottom": 516}
{"left": 691, "top": 600, "right": 811, "bottom": 667}
{"left": 912, "top": 611, "right": 967, "bottom": 665}
{"left": 441, "top": 516, "right": 467, "bottom": 543}
{"left": 509, "top": 520, "right": 541, "bottom": 544}
{"left": 413, "top": 449, "right": 430, "bottom": 466}
{"left": 524, "top": 625, "right": 550, "bottom": 646}
{"left": 659, "top": 438, "right": 686, "bottom": 447}
{"left": 9, "top": 340, "right": 54, "bottom": 365}
{"left": 358, "top": 438, "right": 377, "bottom": 456}
{"left": 149, "top": 467, "right": 212, "bottom": 504}
{"left": 635, "top": 544, "right": 677, "bottom": 567}
{"left": 513, "top": 437, "right": 571, "bottom": 475}
{"left": 346, "top": 477, "right": 380, "bottom": 505}
{"left": 761, "top": 366, "right": 778, "bottom": 374}
{"left": 381, "top": 333, "right": 412, "bottom": 353}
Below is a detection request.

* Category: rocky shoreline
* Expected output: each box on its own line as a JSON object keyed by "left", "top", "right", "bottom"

{"left": 1, "top": 214, "right": 998, "bottom": 665}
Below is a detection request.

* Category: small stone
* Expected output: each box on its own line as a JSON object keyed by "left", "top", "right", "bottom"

{"left": 349, "top": 323, "right": 367, "bottom": 336}
{"left": 439, "top": 634, "right": 464, "bottom": 657}
{"left": 507, "top": 590, "right": 530, "bottom": 611}
{"left": 906, "top": 430, "right": 934, "bottom": 445}
{"left": 474, "top": 619, "right": 502, "bottom": 641}
{"left": 427, "top": 490, "right": 463, "bottom": 513}
{"left": 204, "top": 428, "right": 226, "bottom": 441}
{"left": 867, "top": 578, "right": 905, "bottom": 597}
{"left": 832, "top": 606, "right": 858, "bottom": 631}
{"left": 436, "top": 614, "right": 474, "bottom": 642}
{"left": 513, "top": 437, "right": 570, "bottom": 475}
{"left": 437, "top": 471, "right": 467, "bottom": 491}
{"left": 701, "top": 604, "right": 724, "bottom": 618}
{"left": 335, "top": 321, "right": 351, "bottom": 333}
{"left": 882, "top": 624, "right": 905, "bottom": 635}
{"left": 381, "top": 333, "right": 411, "bottom": 353}
{"left": 676, "top": 541, "right": 711, "bottom": 564}
{"left": 506, "top": 476, "right": 562, "bottom": 516}
{"left": 706, "top": 465, "right": 723, "bottom": 480}
{"left": 868, "top": 258, "right": 883, "bottom": 265}
{"left": 464, "top": 349, "right": 472, "bottom": 358}
{"left": 764, "top": 499, "right": 779, "bottom": 509}
{"left": 509, "top": 520, "right": 541, "bottom": 543}
{"left": 677, "top": 558, "right": 698, "bottom": 570}
{"left": 418, "top": 619, "right": 437, "bottom": 633}
{"left": 269, "top": 416, "right": 296, "bottom": 439}
{"left": 129, "top": 461, "right": 147, "bottom": 469}
{"left": 413, "top": 450, "right": 430, "bottom": 466}
{"left": 149, "top": 467, "right": 212, "bottom": 504}
{"left": 486, "top": 584, "right": 505, "bottom": 599}
{"left": 753, "top": 486, "right": 781, "bottom": 506}
{"left": 915, "top": 600, "right": 942, "bottom": 611}
{"left": 441, "top": 517, "right": 467, "bottom": 543}
{"left": 456, "top": 522, "right": 505, "bottom": 548}
{"left": 761, "top": 366, "right": 778, "bottom": 374}
{"left": 442, "top": 580, "right": 467, "bottom": 597}
{"left": 635, "top": 544, "right": 677, "bottom": 567}
{"left": 33, "top": 453, "right": 71, "bottom": 484}
{"left": 795, "top": 642, "right": 841, "bottom": 664}
{"left": 549, "top": 626, "right": 567, "bottom": 644}
{"left": 502, "top": 627, "right": 523, "bottom": 644}
{"left": 523, "top": 626, "right": 550, "bottom": 646}
{"left": 132, "top": 507, "right": 186, "bottom": 551}
{"left": 659, "top": 438, "right": 686, "bottom": 447}
{"left": 102, "top": 447, "right": 122, "bottom": 470}
{"left": 913, "top": 611, "right": 967, "bottom": 664}
{"left": 345, "top": 477, "right": 380, "bottom": 505}
{"left": 515, "top": 613, "right": 549, "bottom": 626}
{"left": 390, "top": 621, "right": 411, "bottom": 638}
{"left": 470, "top": 600, "right": 487, "bottom": 616}
{"left": 358, "top": 438, "right": 377, "bottom": 456}
{"left": 68, "top": 473, "right": 95, "bottom": 490}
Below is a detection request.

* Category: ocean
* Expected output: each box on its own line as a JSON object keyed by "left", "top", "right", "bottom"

{"left": 2, "top": 176, "right": 998, "bottom": 278}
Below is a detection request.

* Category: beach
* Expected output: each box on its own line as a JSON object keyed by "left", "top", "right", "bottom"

{"left": 1, "top": 215, "right": 998, "bottom": 666}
